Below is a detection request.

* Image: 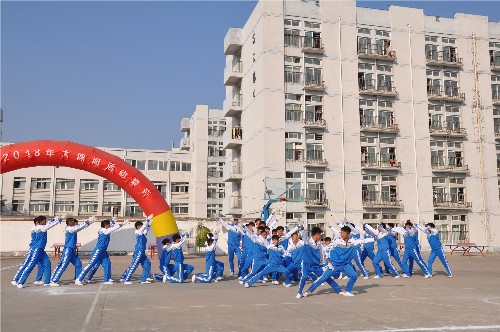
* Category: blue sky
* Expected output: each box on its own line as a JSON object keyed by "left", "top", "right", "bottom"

{"left": 2, "top": 1, "right": 499, "bottom": 150}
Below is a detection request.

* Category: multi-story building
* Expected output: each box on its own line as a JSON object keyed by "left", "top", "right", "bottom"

{"left": 222, "top": 0, "right": 500, "bottom": 249}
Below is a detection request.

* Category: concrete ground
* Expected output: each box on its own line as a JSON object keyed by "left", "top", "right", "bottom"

{"left": 1, "top": 253, "right": 500, "bottom": 332}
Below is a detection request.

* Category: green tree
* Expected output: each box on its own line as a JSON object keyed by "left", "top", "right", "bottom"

{"left": 195, "top": 224, "right": 211, "bottom": 248}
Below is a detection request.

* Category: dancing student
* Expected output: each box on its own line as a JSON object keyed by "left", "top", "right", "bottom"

{"left": 121, "top": 216, "right": 153, "bottom": 285}
{"left": 217, "top": 218, "right": 243, "bottom": 276}
{"left": 192, "top": 233, "right": 224, "bottom": 283}
{"left": 415, "top": 223, "right": 453, "bottom": 278}
{"left": 164, "top": 233, "right": 194, "bottom": 283}
{"left": 75, "top": 219, "right": 123, "bottom": 285}
{"left": 50, "top": 217, "right": 94, "bottom": 286}
{"left": 284, "top": 232, "right": 304, "bottom": 284}
{"left": 394, "top": 221, "right": 431, "bottom": 278}
{"left": 238, "top": 221, "right": 256, "bottom": 279}
{"left": 341, "top": 222, "right": 370, "bottom": 280}
{"left": 17, "top": 216, "right": 63, "bottom": 288}
{"left": 384, "top": 223, "right": 410, "bottom": 276}
{"left": 239, "top": 228, "right": 270, "bottom": 284}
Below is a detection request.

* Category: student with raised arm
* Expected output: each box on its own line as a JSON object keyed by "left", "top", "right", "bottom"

{"left": 121, "top": 216, "right": 154, "bottom": 285}
{"left": 75, "top": 219, "right": 123, "bottom": 285}
{"left": 238, "top": 222, "right": 256, "bottom": 279}
{"left": 284, "top": 232, "right": 304, "bottom": 284}
{"left": 12, "top": 217, "right": 45, "bottom": 286}
{"left": 217, "top": 218, "right": 243, "bottom": 276}
{"left": 365, "top": 223, "right": 407, "bottom": 279}
{"left": 344, "top": 221, "right": 370, "bottom": 280}
{"left": 415, "top": 222, "right": 453, "bottom": 278}
{"left": 164, "top": 233, "right": 194, "bottom": 283}
{"left": 359, "top": 223, "right": 376, "bottom": 266}
{"left": 239, "top": 227, "right": 270, "bottom": 284}
{"left": 192, "top": 232, "right": 223, "bottom": 283}
{"left": 50, "top": 217, "right": 94, "bottom": 286}
{"left": 17, "top": 216, "right": 63, "bottom": 288}
{"left": 394, "top": 221, "right": 432, "bottom": 278}
{"left": 384, "top": 223, "right": 410, "bottom": 276}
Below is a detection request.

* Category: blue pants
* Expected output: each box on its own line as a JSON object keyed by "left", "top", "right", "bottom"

{"left": 285, "top": 262, "right": 301, "bottom": 282}
{"left": 298, "top": 263, "right": 323, "bottom": 295}
{"left": 428, "top": 247, "right": 453, "bottom": 276}
{"left": 239, "top": 252, "right": 255, "bottom": 278}
{"left": 248, "top": 263, "right": 291, "bottom": 286}
{"left": 215, "top": 261, "right": 224, "bottom": 278}
{"left": 77, "top": 249, "right": 112, "bottom": 282}
{"left": 385, "top": 246, "right": 409, "bottom": 275}
{"left": 227, "top": 244, "right": 241, "bottom": 274}
{"left": 194, "top": 262, "right": 220, "bottom": 283}
{"left": 309, "top": 263, "right": 358, "bottom": 293}
{"left": 241, "top": 258, "right": 267, "bottom": 282}
{"left": 402, "top": 246, "right": 430, "bottom": 276}
{"left": 373, "top": 250, "right": 400, "bottom": 277}
{"left": 165, "top": 263, "right": 194, "bottom": 283}
{"left": 122, "top": 251, "right": 151, "bottom": 282}
{"left": 51, "top": 248, "right": 82, "bottom": 282}
{"left": 18, "top": 248, "right": 51, "bottom": 285}
{"left": 360, "top": 245, "right": 375, "bottom": 264}
{"left": 352, "top": 247, "right": 369, "bottom": 278}
{"left": 13, "top": 249, "right": 44, "bottom": 283}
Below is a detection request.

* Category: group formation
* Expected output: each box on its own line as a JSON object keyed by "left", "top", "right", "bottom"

{"left": 11, "top": 214, "right": 453, "bottom": 298}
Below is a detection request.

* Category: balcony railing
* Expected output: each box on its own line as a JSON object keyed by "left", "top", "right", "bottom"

{"left": 360, "top": 115, "right": 399, "bottom": 133}
{"left": 357, "top": 43, "right": 396, "bottom": 60}
{"left": 433, "top": 193, "right": 471, "bottom": 209}
{"left": 362, "top": 190, "right": 402, "bottom": 207}
{"left": 495, "top": 126, "right": 500, "bottom": 139}
{"left": 429, "top": 121, "right": 466, "bottom": 136}
{"left": 305, "top": 150, "right": 327, "bottom": 165}
{"left": 492, "top": 58, "right": 500, "bottom": 71}
{"left": 302, "top": 37, "right": 324, "bottom": 53}
{"left": 224, "top": 94, "right": 243, "bottom": 117}
{"left": 304, "top": 73, "right": 325, "bottom": 90}
{"left": 427, "top": 86, "right": 465, "bottom": 101}
{"left": 426, "top": 50, "right": 463, "bottom": 67}
{"left": 230, "top": 196, "right": 242, "bottom": 210}
{"left": 361, "top": 153, "right": 401, "bottom": 169}
{"left": 285, "top": 149, "right": 303, "bottom": 162}
{"left": 304, "top": 189, "right": 328, "bottom": 206}
{"left": 359, "top": 79, "right": 397, "bottom": 96}
{"left": 493, "top": 94, "right": 500, "bottom": 105}
{"left": 180, "top": 137, "right": 190, "bottom": 150}
{"left": 431, "top": 156, "right": 468, "bottom": 172}
{"left": 303, "top": 118, "right": 327, "bottom": 128}
{"left": 230, "top": 127, "right": 243, "bottom": 140}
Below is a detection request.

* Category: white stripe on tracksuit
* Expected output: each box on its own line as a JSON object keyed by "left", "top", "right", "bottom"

{"left": 13, "top": 248, "right": 33, "bottom": 281}
{"left": 125, "top": 253, "right": 143, "bottom": 281}
{"left": 412, "top": 248, "right": 430, "bottom": 275}
{"left": 196, "top": 266, "right": 213, "bottom": 282}
{"left": 356, "top": 249, "right": 369, "bottom": 276}
{"left": 17, "top": 248, "right": 41, "bottom": 284}
{"left": 385, "top": 250, "right": 398, "bottom": 273}
{"left": 78, "top": 249, "right": 100, "bottom": 281}
{"left": 52, "top": 248, "right": 71, "bottom": 281}
{"left": 166, "top": 263, "right": 183, "bottom": 282}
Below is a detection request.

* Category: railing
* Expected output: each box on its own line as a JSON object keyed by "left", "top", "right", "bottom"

{"left": 495, "top": 125, "right": 500, "bottom": 138}
{"left": 284, "top": 34, "right": 301, "bottom": 47}
{"left": 285, "top": 71, "right": 302, "bottom": 84}
{"left": 357, "top": 43, "right": 396, "bottom": 59}
{"left": 230, "top": 196, "right": 242, "bottom": 209}
{"left": 305, "top": 150, "right": 326, "bottom": 164}
{"left": 304, "top": 118, "right": 326, "bottom": 127}
{"left": 304, "top": 189, "right": 328, "bottom": 206}
{"left": 232, "top": 61, "right": 242, "bottom": 73}
{"left": 431, "top": 156, "right": 468, "bottom": 172}
{"left": 359, "top": 79, "right": 397, "bottom": 94}
{"left": 429, "top": 121, "right": 466, "bottom": 135}
{"left": 492, "top": 57, "right": 500, "bottom": 70}
{"left": 230, "top": 127, "right": 243, "bottom": 139}
{"left": 427, "top": 86, "right": 465, "bottom": 100}
{"left": 285, "top": 149, "right": 303, "bottom": 162}
{"left": 493, "top": 93, "right": 500, "bottom": 104}
{"left": 229, "top": 162, "right": 242, "bottom": 176}
{"left": 286, "top": 109, "right": 303, "bottom": 122}
{"left": 433, "top": 193, "right": 471, "bottom": 209}
{"left": 304, "top": 73, "right": 325, "bottom": 88}
{"left": 426, "top": 50, "right": 462, "bottom": 66}
{"left": 232, "top": 94, "right": 243, "bottom": 107}
{"left": 360, "top": 115, "right": 399, "bottom": 132}
{"left": 361, "top": 153, "right": 400, "bottom": 168}
{"left": 302, "top": 37, "right": 323, "bottom": 51}
{"left": 362, "top": 190, "right": 402, "bottom": 207}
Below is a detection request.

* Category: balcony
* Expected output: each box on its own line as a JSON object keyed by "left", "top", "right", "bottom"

{"left": 224, "top": 61, "right": 243, "bottom": 86}
{"left": 228, "top": 195, "right": 242, "bottom": 215}
{"left": 429, "top": 121, "right": 467, "bottom": 137}
{"left": 492, "top": 58, "right": 500, "bottom": 71}
{"left": 361, "top": 154, "right": 401, "bottom": 170}
{"left": 181, "top": 118, "right": 190, "bottom": 132}
{"left": 360, "top": 116, "right": 399, "bottom": 133}
{"left": 495, "top": 126, "right": 500, "bottom": 140}
{"left": 180, "top": 137, "right": 190, "bottom": 151}
{"left": 433, "top": 193, "right": 471, "bottom": 210}
{"left": 223, "top": 94, "right": 243, "bottom": 117}
{"left": 493, "top": 94, "right": 500, "bottom": 106}
{"left": 357, "top": 43, "right": 396, "bottom": 61}
{"left": 359, "top": 79, "right": 397, "bottom": 97}
{"left": 223, "top": 162, "right": 242, "bottom": 182}
{"left": 222, "top": 126, "right": 243, "bottom": 150}
{"left": 431, "top": 156, "right": 469, "bottom": 173}
{"left": 362, "top": 191, "right": 402, "bottom": 208}
{"left": 305, "top": 150, "right": 327, "bottom": 167}
{"left": 284, "top": 71, "right": 302, "bottom": 84}
{"left": 303, "top": 118, "right": 327, "bottom": 129}
{"left": 304, "top": 73, "right": 326, "bottom": 91}
{"left": 302, "top": 37, "right": 324, "bottom": 54}
{"left": 426, "top": 51, "right": 463, "bottom": 67}
{"left": 304, "top": 190, "right": 328, "bottom": 207}
{"left": 427, "top": 86, "right": 465, "bottom": 102}
{"left": 224, "top": 28, "right": 242, "bottom": 55}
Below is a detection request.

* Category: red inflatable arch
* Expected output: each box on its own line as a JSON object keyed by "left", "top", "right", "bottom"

{"left": 0, "top": 140, "right": 179, "bottom": 242}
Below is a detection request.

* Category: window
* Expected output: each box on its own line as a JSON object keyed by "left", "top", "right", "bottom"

{"left": 81, "top": 180, "right": 99, "bottom": 191}
{"left": 285, "top": 93, "right": 302, "bottom": 101}
{"left": 382, "top": 175, "right": 397, "bottom": 182}
{"left": 363, "top": 213, "right": 379, "bottom": 220}
{"left": 360, "top": 136, "right": 376, "bottom": 144}
{"left": 103, "top": 181, "right": 120, "bottom": 191}
{"left": 284, "top": 19, "right": 300, "bottom": 26}
{"left": 12, "top": 200, "right": 25, "bottom": 213}
{"left": 284, "top": 65, "right": 301, "bottom": 83}
{"left": 444, "top": 71, "right": 458, "bottom": 78}
{"left": 55, "top": 201, "right": 74, "bottom": 213}
{"left": 182, "top": 162, "right": 191, "bottom": 172}
{"left": 207, "top": 204, "right": 222, "bottom": 218}
{"left": 207, "top": 183, "right": 225, "bottom": 199}
{"left": 285, "top": 132, "right": 302, "bottom": 139}
{"left": 378, "top": 100, "right": 393, "bottom": 108}
{"left": 170, "top": 161, "right": 181, "bottom": 171}
{"left": 125, "top": 203, "right": 143, "bottom": 217}
{"left": 148, "top": 160, "right": 167, "bottom": 171}
{"left": 102, "top": 202, "right": 121, "bottom": 216}
{"left": 126, "top": 159, "right": 146, "bottom": 170}
{"left": 286, "top": 172, "right": 302, "bottom": 179}
{"left": 358, "top": 63, "right": 374, "bottom": 70}
{"left": 363, "top": 175, "right": 377, "bottom": 181}
{"left": 425, "top": 35, "right": 438, "bottom": 42}
{"left": 13, "top": 177, "right": 26, "bottom": 189}
{"left": 285, "top": 103, "right": 302, "bottom": 122}
{"left": 307, "top": 212, "right": 325, "bottom": 220}
{"left": 360, "top": 99, "right": 375, "bottom": 107}
{"left": 305, "top": 95, "right": 323, "bottom": 102}
{"left": 31, "top": 178, "right": 51, "bottom": 190}
{"left": 442, "top": 37, "right": 456, "bottom": 44}
{"left": 30, "top": 201, "right": 50, "bottom": 212}
{"left": 79, "top": 201, "right": 98, "bottom": 214}
{"left": 305, "top": 57, "right": 321, "bottom": 65}
{"left": 304, "top": 21, "right": 321, "bottom": 29}
{"left": 358, "top": 28, "right": 371, "bottom": 35}
{"left": 306, "top": 133, "right": 323, "bottom": 141}
{"left": 376, "top": 30, "right": 390, "bottom": 37}
{"left": 56, "top": 179, "right": 75, "bottom": 190}
{"left": 376, "top": 65, "right": 392, "bottom": 72}
{"left": 380, "top": 138, "right": 395, "bottom": 144}
{"left": 172, "top": 203, "right": 189, "bottom": 214}
{"left": 307, "top": 172, "right": 324, "bottom": 180}
{"left": 171, "top": 183, "right": 189, "bottom": 193}
{"left": 285, "top": 56, "right": 301, "bottom": 64}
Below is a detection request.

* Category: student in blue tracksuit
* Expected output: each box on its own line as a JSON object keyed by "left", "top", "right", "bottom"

{"left": 365, "top": 223, "right": 407, "bottom": 279}
{"left": 164, "top": 233, "right": 194, "bottom": 283}
{"left": 408, "top": 223, "right": 425, "bottom": 275}
{"left": 271, "top": 224, "right": 300, "bottom": 281}
{"left": 12, "top": 218, "right": 46, "bottom": 286}
{"left": 415, "top": 223, "right": 453, "bottom": 277}
{"left": 384, "top": 223, "right": 409, "bottom": 276}
{"left": 239, "top": 228, "right": 270, "bottom": 284}
{"left": 284, "top": 233, "right": 304, "bottom": 284}
{"left": 17, "top": 216, "right": 63, "bottom": 288}
{"left": 50, "top": 217, "right": 94, "bottom": 286}
{"left": 217, "top": 218, "right": 243, "bottom": 276}
{"left": 393, "top": 221, "right": 432, "bottom": 278}
{"left": 192, "top": 233, "right": 224, "bottom": 283}
{"left": 121, "top": 216, "right": 153, "bottom": 284}
{"left": 238, "top": 222, "right": 256, "bottom": 279}
{"left": 296, "top": 226, "right": 339, "bottom": 299}
{"left": 304, "top": 226, "right": 374, "bottom": 297}
{"left": 152, "top": 238, "right": 175, "bottom": 281}
{"left": 244, "top": 235, "right": 291, "bottom": 287}
{"left": 75, "top": 219, "right": 123, "bottom": 285}
{"left": 343, "top": 222, "right": 370, "bottom": 279}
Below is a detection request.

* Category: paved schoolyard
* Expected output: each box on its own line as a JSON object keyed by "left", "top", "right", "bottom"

{"left": 1, "top": 253, "right": 500, "bottom": 332}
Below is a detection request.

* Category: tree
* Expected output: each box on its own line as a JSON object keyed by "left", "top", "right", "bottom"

{"left": 195, "top": 224, "right": 211, "bottom": 248}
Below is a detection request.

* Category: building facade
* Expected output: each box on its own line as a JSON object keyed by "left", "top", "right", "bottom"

{"left": 222, "top": 0, "right": 500, "bottom": 248}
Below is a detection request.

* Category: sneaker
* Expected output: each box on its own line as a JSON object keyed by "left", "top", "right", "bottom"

{"left": 363, "top": 276, "right": 369, "bottom": 280}
{"left": 216, "top": 277, "right": 223, "bottom": 281}
{"left": 303, "top": 292, "right": 310, "bottom": 297}
{"left": 425, "top": 274, "right": 432, "bottom": 278}
{"left": 141, "top": 281, "right": 151, "bottom": 284}
{"left": 229, "top": 272, "right": 234, "bottom": 276}
{"left": 272, "top": 281, "right": 280, "bottom": 285}
{"left": 402, "top": 274, "right": 410, "bottom": 278}
{"left": 295, "top": 293, "right": 302, "bottom": 299}
{"left": 123, "top": 281, "right": 133, "bottom": 285}
{"left": 33, "top": 281, "right": 44, "bottom": 285}
{"left": 448, "top": 275, "right": 453, "bottom": 278}
{"left": 146, "top": 278, "right": 154, "bottom": 282}
{"left": 17, "top": 284, "right": 24, "bottom": 289}
{"left": 163, "top": 275, "right": 167, "bottom": 283}
{"left": 191, "top": 275, "right": 196, "bottom": 283}
{"left": 394, "top": 275, "right": 401, "bottom": 279}
{"left": 75, "top": 280, "right": 84, "bottom": 286}
{"left": 239, "top": 280, "right": 244, "bottom": 285}
{"left": 342, "top": 292, "right": 355, "bottom": 297}
{"left": 263, "top": 277, "right": 269, "bottom": 282}
{"left": 86, "top": 279, "right": 94, "bottom": 284}
{"left": 11, "top": 280, "right": 17, "bottom": 286}
{"left": 103, "top": 281, "right": 114, "bottom": 285}
{"left": 262, "top": 280, "right": 267, "bottom": 284}
{"left": 120, "top": 278, "right": 125, "bottom": 282}
{"left": 373, "top": 275, "right": 381, "bottom": 279}
{"left": 43, "top": 284, "right": 50, "bottom": 286}
{"left": 214, "top": 279, "right": 219, "bottom": 283}
{"left": 244, "top": 283, "right": 250, "bottom": 288}
{"left": 283, "top": 283, "right": 292, "bottom": 288}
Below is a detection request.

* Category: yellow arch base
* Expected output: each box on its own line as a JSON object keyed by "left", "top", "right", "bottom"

{"left": 151, "top": 210, "right": 179, "bottom": 237}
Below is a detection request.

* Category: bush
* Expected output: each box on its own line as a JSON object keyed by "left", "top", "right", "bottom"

{"left": 195, "top": 225, "right": 211, "bottom": 247}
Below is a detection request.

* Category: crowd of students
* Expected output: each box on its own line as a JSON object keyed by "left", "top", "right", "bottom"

{"left": 11, "top": 214, "right": 453, "bottom": 297}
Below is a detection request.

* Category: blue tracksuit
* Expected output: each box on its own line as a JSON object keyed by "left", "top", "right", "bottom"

{"left": 349, "top": 233, "right": 369, "bottom": 278}
{"left": 18, "top": 219, "right": 61, "bottom": 286}
{"left": 13, "top": 228, "right": 45, "bottom": 283}
{"left": 366, "top": 225, "right": 400, "bottom": 278}
{"left": 384, "top": 229, "right": 409, "bottom": 275}
{"left": 194, "top": 239, "right": 224, "bottom": 283}
{"left": 227, "top": 229, "right": 242, "bottom": 274}
{"left": 241, "top": 234, "right": 269, "bottom": 282}
{"left": 121, "top": 220, "right": 152, "bottom": 282}
{"left": 247, "top": 244, "right": 291, "bottom": 286}
{"left": 160, "top": 246, "right": 175, "bottom": 277}
{"left": 408, "top": 231, "right": 425, "bottom": 274}
{"left": 77, "top": 223, "right": 122, "bottom": 283}
{"left": 239, "top": 228, "right": 256, "bottom": 277}
{"left": 285, "top": 240, "right": 304, "bottom": 282}
{"left": 51, "top": 221, "right": 90, "bottom": 283}
{"left": 416, "top": 225, "right": 453, "bottom": 276}
{"left": 165, "top": 235, "right": 194, "bottom": 283}
{"left": 360, "top": 233, "right": 376, "bottom": 264}
{"left": 401, "top": 227, "right": 430, "bottom": 276}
